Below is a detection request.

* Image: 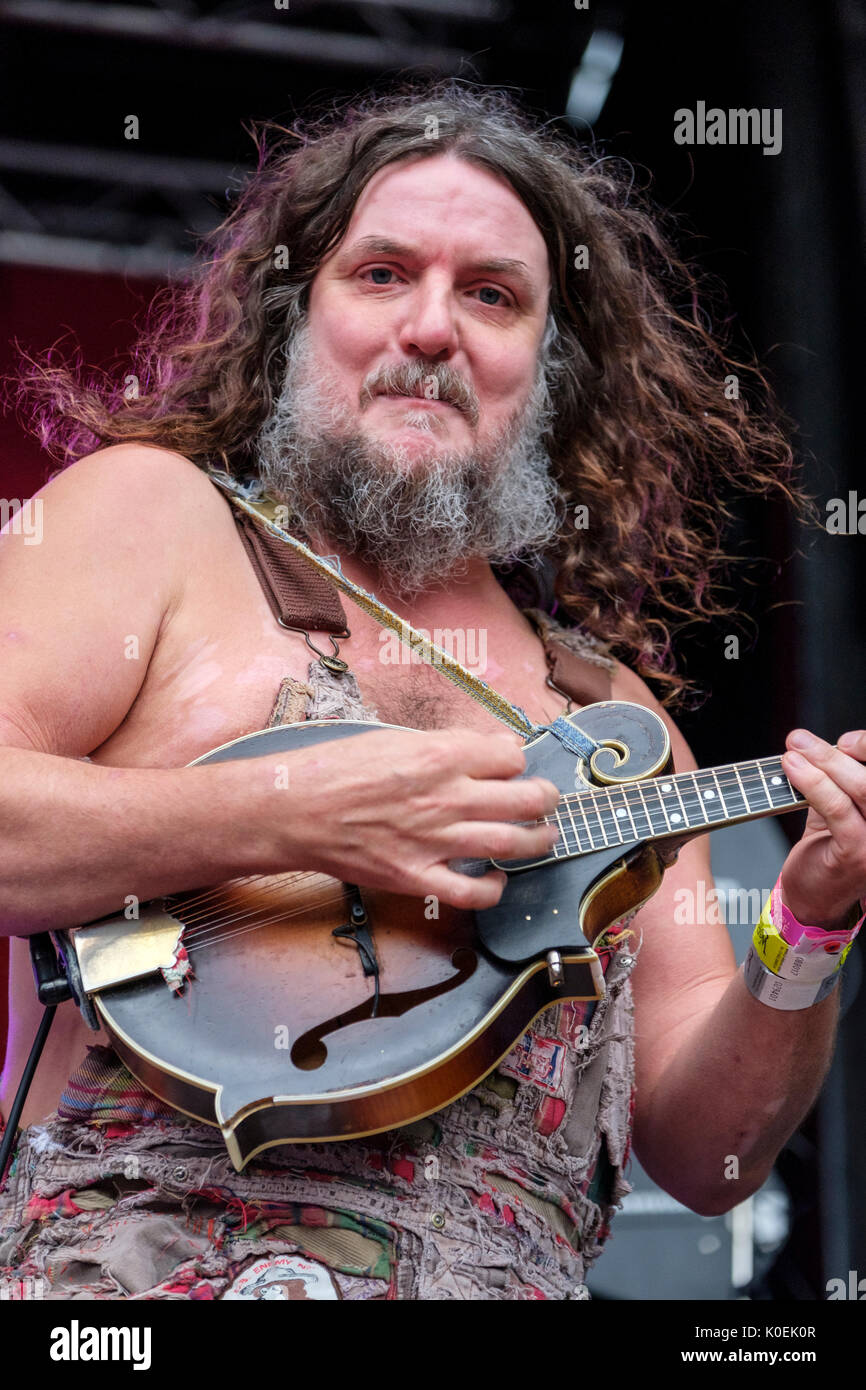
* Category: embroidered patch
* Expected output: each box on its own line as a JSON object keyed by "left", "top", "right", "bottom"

{"left": 222, "top": 1255, "right": 341, "bottom": 1300}
{"left": 499, "top": 1031, "right": 566, "bottom": 1094}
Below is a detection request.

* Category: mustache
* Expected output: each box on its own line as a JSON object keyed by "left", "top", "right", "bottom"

{"left": 358, "top": 360, "right": 480, "bottom": 428}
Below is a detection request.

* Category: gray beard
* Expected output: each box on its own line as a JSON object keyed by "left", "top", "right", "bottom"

{"left": 254, "top": 320, "right": 563, "bottom": 599}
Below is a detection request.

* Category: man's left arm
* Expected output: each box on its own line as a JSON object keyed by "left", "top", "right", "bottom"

{"left": 611, "top": 663, "right": 864, "bottom": 1216}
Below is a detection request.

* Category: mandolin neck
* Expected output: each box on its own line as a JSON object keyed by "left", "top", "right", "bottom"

{"left": 554, "top": 754, "right": 807, "bottom": 857}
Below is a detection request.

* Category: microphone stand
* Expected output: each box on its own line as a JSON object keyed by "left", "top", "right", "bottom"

{"left": 0, "top": 934, "right": 71, "bottom": 1188}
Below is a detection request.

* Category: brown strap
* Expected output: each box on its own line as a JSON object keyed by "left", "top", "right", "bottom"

{"left": 233, "top": 500, "right": 611, "bottom": 708}
{"left": 233, "top": 509, "right": 347, "bottom": 634}
{"left": 522, "top": 608, "right": 613, "bottom": 707}
{"left": 543, "top": 638, "right": 612, "bottom": 707}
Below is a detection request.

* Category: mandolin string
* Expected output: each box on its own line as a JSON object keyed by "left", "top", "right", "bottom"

{"left": 178, "top": 881, "right": 350, "bottom": 941}
{"left": 559, "top": 764, "right": 794, "bottom": 802}
{"left": 175, "top": 778, "right": 800, "bottom": 940}
{"left": 170, "top": 759, "right": 795, "bottom": 922}
{"left": 153, "top": 876, "right": 281, "bottom": 922}
{"left": 183, "top": 867, "right": 539, "bottom": 953}
{"left": 173, "top": 863, "right": 415, "bottom": 931}
{"left": 171, "top": 813, "right": 568, "bottom": 935}
{"left": 176, "top": 820, "right": 559, "bottom": 942}
{"left": 177, "top": 830, "right": 758, "bottom": 956}
{"left": 180, "top": 837, "right": 580, "bottom": 945}
{"left": 178, "top": 876, "right": 377, "bottom": 937}
{"left": 159, "top": 870, "right": 309, "bottom": 916}
{"left": 557, "top": 769, "right": 799, "bottom": 817}
{"left": 171, "top": 759, "right": 796, "bottom": 914}
{"left": 184, "top": 898, "right": 360, "bottom": 948}
{"left": 177, "top": 825, "right": 807, "bottom": 958}
{"left": 166, "top": 864, "right": 387, "bottom": 924}
{"left": 169, "top": 762, "right": 797, "bottom": 919}
{"left": 182, "top": 890, "right": 355, "bottom": 952}
{"left": 176, "top": 868, "right": 443, "bottom": 940}
{"left": 180, "top": 845, "right": 567, "bottom": 949}
{"left": 185, "top": 912, "right": 354, "bottom": 956}
{"left": 162, "top": 762, "right": 803, "bottom": 949}
{"left": 178, "top": 803, "right": 768, "bottom": 952}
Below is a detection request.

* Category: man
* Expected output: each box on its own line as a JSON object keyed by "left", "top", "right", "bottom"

{"left": 1, "top": 81, "right": 864, "bottom": 1300}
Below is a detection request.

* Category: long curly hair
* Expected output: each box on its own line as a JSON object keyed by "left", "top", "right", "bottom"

{"left": 8, "top": 78, "right": 811, "bottom": 705}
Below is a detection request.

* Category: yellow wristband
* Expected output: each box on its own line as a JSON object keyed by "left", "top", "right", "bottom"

{"left": 753, "top": 892, "right": 855, "bottom": 983}
{"left": 753, "top": 894, "right": 789, "bottom": 975}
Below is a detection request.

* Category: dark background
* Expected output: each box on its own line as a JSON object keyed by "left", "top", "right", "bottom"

{"left": 0, "top": 0, "right": 864, "bottom": 1298}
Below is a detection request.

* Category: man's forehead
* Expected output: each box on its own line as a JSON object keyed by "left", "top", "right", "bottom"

{"left": 322, "top": 154, "right": 550, "bottom": 295}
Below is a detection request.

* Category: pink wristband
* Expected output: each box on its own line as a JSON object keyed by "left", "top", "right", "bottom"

{"left": 772, "top": 880, "right": 865, "bottom": 956}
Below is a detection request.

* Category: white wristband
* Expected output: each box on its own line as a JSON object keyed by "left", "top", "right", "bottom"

{"left": 743, "top": 943, "right": 842, "bottom": 1011}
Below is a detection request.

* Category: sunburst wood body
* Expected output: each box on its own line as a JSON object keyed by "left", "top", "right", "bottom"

{"left": 68, "top": 702, "right": 671, "bottom": 1169}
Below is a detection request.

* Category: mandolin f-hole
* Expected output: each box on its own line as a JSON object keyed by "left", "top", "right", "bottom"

{"left": 290, "top": 948, "right": 477, "bottom": 1071}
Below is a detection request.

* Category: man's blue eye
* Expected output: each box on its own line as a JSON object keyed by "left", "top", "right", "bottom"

{"left": 478, "top": 287, "right": 503, "bottom": 305}
{"left": 369, "top": 268, "right": 393, "bottom": 284}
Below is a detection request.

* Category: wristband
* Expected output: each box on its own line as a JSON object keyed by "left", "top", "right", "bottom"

{"left": 744, "top": 943, "right": 842, "bottom": 1010}
{"left": 773, "top": 881, "right": 865, "bottom": 949}
{"left": 752, "top": 879, "right": 863, "bottom": 984}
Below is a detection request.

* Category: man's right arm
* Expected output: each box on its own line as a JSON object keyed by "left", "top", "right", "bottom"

{"left": 0, "top": 742, "right": 277, "bottom": 933}
{"left": 0, "top": 443, "right": 261, "bottom": 933}
{"left": 1, "top": 445, "right": 560, "bottom": 935}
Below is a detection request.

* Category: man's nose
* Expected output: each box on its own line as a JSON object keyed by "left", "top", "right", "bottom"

{"left": 396, "top": 281, "right": 459, "bottom": 361}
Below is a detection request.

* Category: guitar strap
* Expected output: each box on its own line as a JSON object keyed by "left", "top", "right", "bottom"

{"left": 213, "top": 472, "right": 611, "bottom": 747}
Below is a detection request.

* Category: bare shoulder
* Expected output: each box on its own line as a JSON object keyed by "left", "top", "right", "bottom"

{"left": 40, "top": 442, "right": 226, "bottom": 530}
{"left": 31, "top": 443, "right": 237, "bottom": 612}
{"left": 0, "top": 444, "right": 232, "bottom": 756}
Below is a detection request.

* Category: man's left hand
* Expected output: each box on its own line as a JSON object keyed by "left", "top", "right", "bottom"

{"left": 779, "top": 728, "right": 866, "bottom": 930}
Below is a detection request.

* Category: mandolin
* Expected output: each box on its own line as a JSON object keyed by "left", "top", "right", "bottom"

{"left": 60, "top": 699, "right": 806, "bottom": 1171}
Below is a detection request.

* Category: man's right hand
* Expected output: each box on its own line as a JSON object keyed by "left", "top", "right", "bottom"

{"left": 247, "top": 725, "right": 562, "bottom": 911}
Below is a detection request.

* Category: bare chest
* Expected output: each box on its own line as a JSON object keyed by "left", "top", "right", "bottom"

{"left": 88, "top": 524, "right": 567, "bottom": 769}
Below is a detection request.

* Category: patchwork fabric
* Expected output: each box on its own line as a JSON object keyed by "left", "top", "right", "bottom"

{"left": 0, "top": 615, "right": 639, "bottom": 1300}
{"left": 56, "top": 1046, "right": 178, "bottom": 1126}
